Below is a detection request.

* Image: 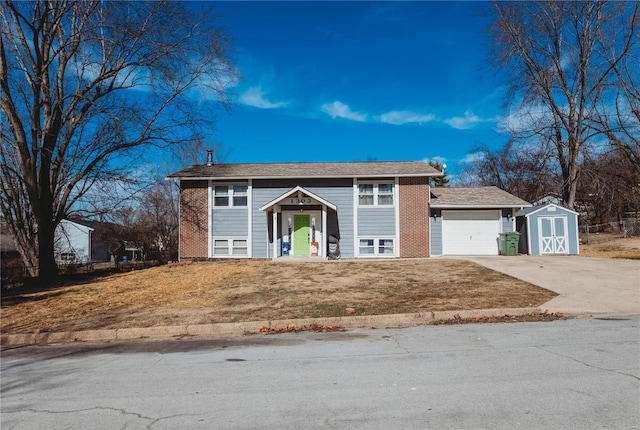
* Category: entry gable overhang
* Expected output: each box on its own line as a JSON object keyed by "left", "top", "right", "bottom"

{"left": 259, "top": 186, "right": 337, "bottom": 211}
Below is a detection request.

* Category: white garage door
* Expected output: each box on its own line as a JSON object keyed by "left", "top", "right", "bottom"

{"left": 442, "top": 210, "right": 501, "bottom": 255}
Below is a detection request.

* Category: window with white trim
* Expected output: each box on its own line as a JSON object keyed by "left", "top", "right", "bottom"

{"left": 213, "top": 184, "right": 248, "bottom": 207}
{"left": 213, "top": 238, "right": 248, "bottom": 256}
{"left": 358, "top": 182, "right": 394, "bottom": 206}
{"left": 358, "top": 238, "right": 395, "bottom": 256}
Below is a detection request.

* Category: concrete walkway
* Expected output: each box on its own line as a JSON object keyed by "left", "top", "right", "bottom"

{"left": 463, "top": 255, "right": 640, "bottom": 316}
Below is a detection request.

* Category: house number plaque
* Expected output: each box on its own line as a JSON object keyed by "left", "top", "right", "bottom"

{"left": 290, "top": 198, "right": 316, "bottom": 205}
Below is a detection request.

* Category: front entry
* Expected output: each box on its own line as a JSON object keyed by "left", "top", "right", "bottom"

{"left": 293, "top": 214, "right": 310, "bottom": 256}
{"left": 539, "top": 216, "right": 568, "bottom": 254}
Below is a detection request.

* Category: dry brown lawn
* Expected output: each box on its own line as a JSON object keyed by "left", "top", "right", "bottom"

{"left": 1, "top": 259, "right": 557, "bottom": 335}
{"left": 579, "top": 235, "right": 640, "bottom": 260}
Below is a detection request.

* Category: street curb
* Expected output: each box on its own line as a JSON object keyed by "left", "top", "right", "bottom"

{"left": 1, "top": 307, "right": 546, "bottom": 347}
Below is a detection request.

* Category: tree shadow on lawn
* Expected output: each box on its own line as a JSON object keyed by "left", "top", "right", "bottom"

{"left": 1, "top": 269, "right": 118, "bottom": 306}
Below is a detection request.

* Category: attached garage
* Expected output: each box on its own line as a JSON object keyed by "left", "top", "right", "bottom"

{"left": 430, "top": 187, "right": 531, "bottom": 256}
{"left": 442, "top": 210, "right": 501, "bottom": 255}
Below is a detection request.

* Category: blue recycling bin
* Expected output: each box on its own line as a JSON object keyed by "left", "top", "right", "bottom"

{"left": 282, "top": 242, "right": 289, "bottom": 256}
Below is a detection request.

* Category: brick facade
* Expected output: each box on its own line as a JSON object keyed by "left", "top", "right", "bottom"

{"left": 179, "top": 181, "right": 208, "bottom": 260}
{"left": 398, "top": 177, "right": 430, "bottom": 258}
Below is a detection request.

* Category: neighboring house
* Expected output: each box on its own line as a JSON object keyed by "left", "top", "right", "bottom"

{"left": 1, "top": 232, "right": 24, "bottom": 284}
{"left": 429, "top": 187, "right": 531, "bottom": 256}
{"left": 70, "top": 219, "right": 144, "bottom": 262}
{"left": 532, "top": 192, "right": 563, "bottom": 207}
{"left": 55, "top": 219, "right": 94, "bottom": 264}
{"left": 168, "top": 161, "right": 442, "bottom": 260}
{"left": 533, "top": 192, "right": 592, "bottom": 223}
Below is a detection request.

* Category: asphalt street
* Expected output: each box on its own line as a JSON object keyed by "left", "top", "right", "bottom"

{"left": 2, "top": 316, "right": 639, "bottom": 429}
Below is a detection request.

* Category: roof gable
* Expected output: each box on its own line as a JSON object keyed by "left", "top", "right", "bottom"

{"left": 259, "top": 186, "right": 337, "bottom": 211}
{"left": 515, "top": 203, "right": 579, "bottom": 217}
{"left": 60, "top": 219, "right": 95, "bottom": 233}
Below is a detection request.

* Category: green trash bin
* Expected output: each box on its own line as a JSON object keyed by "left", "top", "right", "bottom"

{"left": 503, "top": 232, "right": 520, "bottom": 256}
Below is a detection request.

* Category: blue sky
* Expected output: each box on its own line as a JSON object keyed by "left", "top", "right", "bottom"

{"left": 205, "top": 1, "right": 507, "bottom": 177}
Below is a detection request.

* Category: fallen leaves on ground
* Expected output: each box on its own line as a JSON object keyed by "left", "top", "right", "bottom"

{"left": 259, "top": 322, "right": 346, "bottom": 334}
{"left": 434, "top": 310, "right": 568, "bottom": 325}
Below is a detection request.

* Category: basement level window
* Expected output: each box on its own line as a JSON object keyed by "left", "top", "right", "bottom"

{"left": 358, "top": 238, "right": 395, "bottom": 256}
{"left": 213, "top": 238, "right": 248, "bottom": 256}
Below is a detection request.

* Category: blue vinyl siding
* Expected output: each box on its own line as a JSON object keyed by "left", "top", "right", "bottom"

{"left": 251, "top": 178, "right": 354, "bottom": 258}
{"left": 251, "top": 186, "right": 289, "bottom": 259}
{"left": 211, "top": 208, "right": 248, "bottom": 236}
{"left": 528, "top": 218, "right": 541, "bottom": 255}
{"left": 430, "top": 214, "right": 443, "bottom": 256}
{"left": 501, "top": 210, "right": 515, "bottom": 233}
{"left": 357, "top": 208, "right": 396, "bottom": 236}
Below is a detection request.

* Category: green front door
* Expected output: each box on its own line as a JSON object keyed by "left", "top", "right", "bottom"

{"left": 293, "top": 214, "right": 310, "bottom": 256}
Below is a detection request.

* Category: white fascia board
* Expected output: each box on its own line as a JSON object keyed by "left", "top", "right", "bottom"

{"left": 61, "top": 219, "right": 94, "bottom": 233}
{"left": 517, "top": 203, "right": 579, "bottom": 218}
{"left": 259, "top": 185, "right": 337, "bottom": 211}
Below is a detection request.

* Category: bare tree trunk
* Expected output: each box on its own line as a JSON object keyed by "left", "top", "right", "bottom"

{"left": 37, "top": 219, "right": 58, "bottom": 279}
{"left": 0, "top": 0, "right": 237, "bottom": 281}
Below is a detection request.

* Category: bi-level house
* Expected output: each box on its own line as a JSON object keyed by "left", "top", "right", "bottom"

{"left": 168, "top": 159, "right": 530, "bottom": 260}
{"left": 168, "top": 160, "right": 444, "bottom": 260}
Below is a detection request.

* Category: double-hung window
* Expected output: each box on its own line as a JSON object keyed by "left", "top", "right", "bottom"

{"left": 213, "top": 184, "right": 248, "bottom": 207}
{"left": 213, "top": 239, "right": 248, "bottom": 256}
{"left": 232, "top": 185, "right": 248, "bottom": 206}
{"left": 358, "top": 238, "right": 395, "bottom": 256}
{"left": 358, "top": 182, "right": 394, "bottom": 206}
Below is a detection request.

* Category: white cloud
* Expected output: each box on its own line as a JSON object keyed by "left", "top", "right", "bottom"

{"left": 459, "top": 151, "right": 485, "bottom": 164}
{"left": 497, "top": 104, "right": 553, "bottom": 134}
{"left": 378, "top": 110, "right": 437, "bottom": 125}
{"left": 239, "top": 86, "right": 289, "bottom": 109}
{"left": 321, "top": 101, "right": 367, "bottom": 122}
{"left": 444, "top": 110, "right": 487, "bottom": 130}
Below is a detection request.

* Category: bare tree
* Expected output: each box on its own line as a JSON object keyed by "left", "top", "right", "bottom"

{"left": 456, "top": 143, "right": 560, "bottom": 203}
{"left": 1, "top": 1, "right": 238, "bottom": 278}
{"left": 490, "top": 1, "right": 639, "bottom": 209}
{"left": 577, "top": 149, "right": 640, "bottom": 224}
{"left": 593, "top": 44, "right": 640, "bottom": 171}
{"left": 138, "top": 180, "right": 180, "bottom": 263}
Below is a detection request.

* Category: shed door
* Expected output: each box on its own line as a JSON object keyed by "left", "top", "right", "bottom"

{"left": 538, "top": 216, "right": 568, "bottom": 254}
{"left": 442, "top": 210, "right": 501, "bottom": 255}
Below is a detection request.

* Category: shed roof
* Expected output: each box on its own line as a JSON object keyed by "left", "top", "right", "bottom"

{"left": 515, "top": 203, "right": 579, "bottom": 217}
{"left": 430, "top": 186, "right": 531, "bottom": 208}
{"left": 167, "top": 161, "right": 442, "bottom": 180}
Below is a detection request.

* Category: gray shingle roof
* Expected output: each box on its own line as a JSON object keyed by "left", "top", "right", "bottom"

{"left": 516, "top": 203, "right": 578, "bottom": 217}
{"left": 168, "top": 161, "right": 442, "bottom": 180}
{"left": 430, "top": 186, "right": 531, "bottom": 208}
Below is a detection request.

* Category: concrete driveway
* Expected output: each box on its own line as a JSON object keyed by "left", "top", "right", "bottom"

{"left": 463, "top": 256, "right": 640, "bottom": 316}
